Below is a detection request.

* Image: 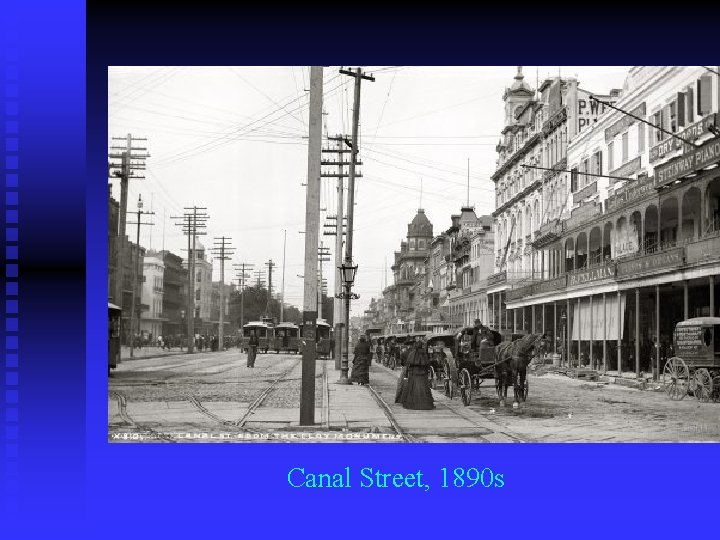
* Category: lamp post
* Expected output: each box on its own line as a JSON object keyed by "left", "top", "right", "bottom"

{"left": 561, "top": 311, "right": 567, "bottom": 367}
{"left": 180, "top": 309, "right": 186, "bottom": 350}
{"left": 336, "top": 259, "right": 359, "bottom": 384}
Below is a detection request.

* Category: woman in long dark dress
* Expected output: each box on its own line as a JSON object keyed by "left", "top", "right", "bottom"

{"left": 350, "top": 335, "right": 371, "bottom": 385}
{"left": 400, "top": 338, "right": 435, "bottom": 410}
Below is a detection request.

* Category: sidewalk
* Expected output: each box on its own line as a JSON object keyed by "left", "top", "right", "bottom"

{"left": 292, "top": 359, "right": 518, "bottom": 442}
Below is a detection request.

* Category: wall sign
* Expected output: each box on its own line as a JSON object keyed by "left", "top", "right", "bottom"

{"left": 604, "top": 102, "right": 646, "bottom": 142}
{"left": 649, "top": 113, "right": 718, "bottom": 164}
{"left": 616, "top": 247, "right": 684, "bottom": 278}
{"left": 567, "top": 262, "right": 616, "bottom": 287}
{"left": 573, "top": 181, "right": 598, "bottom": 204}
{"left": 655, "top": 137, "right": 720, "bottom": 188}
{"left": 609, "top": 155, "right": 642, "bottom": 182}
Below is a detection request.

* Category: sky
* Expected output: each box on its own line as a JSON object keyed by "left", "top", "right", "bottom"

{"left": 108, "top": 65, "right": 631, "bottom": 317}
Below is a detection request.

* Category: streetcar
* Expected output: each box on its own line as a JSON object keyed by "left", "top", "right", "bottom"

{"left": 316, "top": 319, "right": 333, "bottom": 358}
{"left": 272, "top": 322, "right": 301, "bottom": 354}
{"left": 298, "top": 319, "right": 334, "bottom": 358}
{"left": 108, "top": 302, "right": 122, "bottom": 375}
{"left": 242, "top": 321, "right": 273, "bottom": 353}
{"left": 663, "top": 317, "right": 720, "bottom": 402}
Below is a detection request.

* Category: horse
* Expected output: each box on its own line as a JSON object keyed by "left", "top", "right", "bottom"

{"left": 494, "top": 334, "right": 547, "bottom": 408}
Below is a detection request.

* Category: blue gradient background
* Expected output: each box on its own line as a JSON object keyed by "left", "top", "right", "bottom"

{"left": 2, "top": 1, "right": 718, "bottom": 537}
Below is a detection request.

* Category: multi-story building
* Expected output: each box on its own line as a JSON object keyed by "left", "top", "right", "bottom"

{"left": 210, "top": 280, "right": 233, "bottom": 335}
{"left": 448, "top": 209, "right": 494, "bottom": 328}
{"left": 389, "top": 209, "right": 434, "bottom": 333}
{"left": 489, "top": 66, "right": 620, "bottom": 333}
{"left": 184, "top": 240, "right": 213, "bottom": 334}
{"left": 159, "top": 250, "right": 187, "bottom": 338}
{"left": 503, "top": 66, "right": 720, "bottom": 379}
{"left": 119, "top": 240, "right": 146, "bottom": 344}
{"left": 108, "top": 186, "right": 120, "bottom": 305}
{"left": 139, "top": 253, "right": 166, "bottom": 339}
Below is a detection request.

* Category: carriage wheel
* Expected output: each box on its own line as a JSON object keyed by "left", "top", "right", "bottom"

{"left": 428, "top": 366, "right": 436, "bottom": 389}
{"left": 712, "top": 376, "right": 720, "bottom": 403}
{"left": 443, "top": 361, "right": 454, "bottom": 399}
{"left": 663, "top": 357, "right": 689, "bottom": 401}
{"left": 460, "top": 369, "right": 472, "bottom": 406}
{"left": 693, "top": 368, "right": 713, "bottom": 403}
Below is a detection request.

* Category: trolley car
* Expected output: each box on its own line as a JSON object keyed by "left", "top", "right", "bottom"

{"left": 108, "top": 303, "right": 122, "bottom": 375}
{"left": 242, "top": 321, "right": 273, "bottom": 353}
{"left": 272, "top": 322, "right": 300, "bottom": 353}
{"left": 663, "top": 317, "right": 720, "bottom": 402}
{"left": 316, "top": 319, "right": 333, "bottom": 358}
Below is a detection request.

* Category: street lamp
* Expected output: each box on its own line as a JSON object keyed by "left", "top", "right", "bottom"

{"left": 560, "top": 311, "right": 567, "bottom": 367}
{"left": 335, "top": 259, "right": 359, "bottom": 384}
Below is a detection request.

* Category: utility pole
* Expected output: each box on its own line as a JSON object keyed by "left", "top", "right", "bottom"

{"left": 265, "top": 259, "right": 276, "bottom": 319}
{"left": 211, "top": 237, "right": 235, "bottom": 351}
{"left": 281, "top": 230, "right": 287, "bottom": 323}
{"left": 323, "top": 134, "right": 350, "bottom": 370}
{"left": 300, "top": 66, "right": 323, "bottom": 426}
{"left": 171, "top": 206, "right": 209, "bottom": 354}
{"left": 318, "top": 242, "right": 331, "bottom": 320}
{"left": 108, "top": 134, "right": 148, "bottom": 339}
{"left": 337, "top": 67, "right": 374, "bottom": 384}
{"left": 254, "top": 269, "right": 266, "bottom": 289}
{"left": 127, "top": 195, "right": 154, "bottom": 358}
{"left": 233, "top": 263, "right": 254, "bottom": 333}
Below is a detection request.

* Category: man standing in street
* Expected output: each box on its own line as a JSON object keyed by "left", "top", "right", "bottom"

{"left": 247, "top": 331, "right": 259, "bottom": 368}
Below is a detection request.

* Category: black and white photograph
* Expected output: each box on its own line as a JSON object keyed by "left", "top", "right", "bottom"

{"left": 107, "top": 65, "right": 720, "bottom": 443}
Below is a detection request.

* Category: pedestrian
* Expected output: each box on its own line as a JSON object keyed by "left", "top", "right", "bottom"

{"left": 399, "top": 337, "right": 435, "bottom": 410}
{"left": 247, "top": 331, "right": 259, "bottom": 368}
{"left": 350, "top": 335, "right": 371, "bottom": 385}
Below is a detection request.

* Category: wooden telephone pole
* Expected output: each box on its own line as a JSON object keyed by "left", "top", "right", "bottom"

{"left": 322, "top": 134, "right": 352, "bottom": 369}
{"left": 337, "top": 67, "right": 374, "bottom": 384}
{"left": 211, "top": 237, "right": 235, "bottom": 350}
{"left": 127, "top": 194, "right": 154, "bottom": 358}
{"left": 108, "top": 134, "right": 148, "bottom": 338}
{"left": 171, "top": 207, "right": 208, "bottom": 353}
{"left": 233, "top": 263, "right": 254, "bottom": 333}
{"left": 300, "top": 66, "right": 323, "bottom": 426}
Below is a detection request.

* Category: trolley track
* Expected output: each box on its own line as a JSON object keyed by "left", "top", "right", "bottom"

{"left": 366, "top": 384, "right": 417, "bottom": 442}
{"left": 233, "top": 358, "right": 302, "bottom": 427}
{"left": 372, "top": 363, "right": 526, "bottom": 442}
{"left": 110, "top": 390, "right": 175, "bottom": 442}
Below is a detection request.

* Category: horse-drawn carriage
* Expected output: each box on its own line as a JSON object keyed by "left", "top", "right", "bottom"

{"left": 426, "top": 332, "right": 456, "bottom": 391}
{"left": 663, "top": 317, "right": 720, "bottom": 402}
{"left": 442, "top": 327, "right": 546, "bottom": 407}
